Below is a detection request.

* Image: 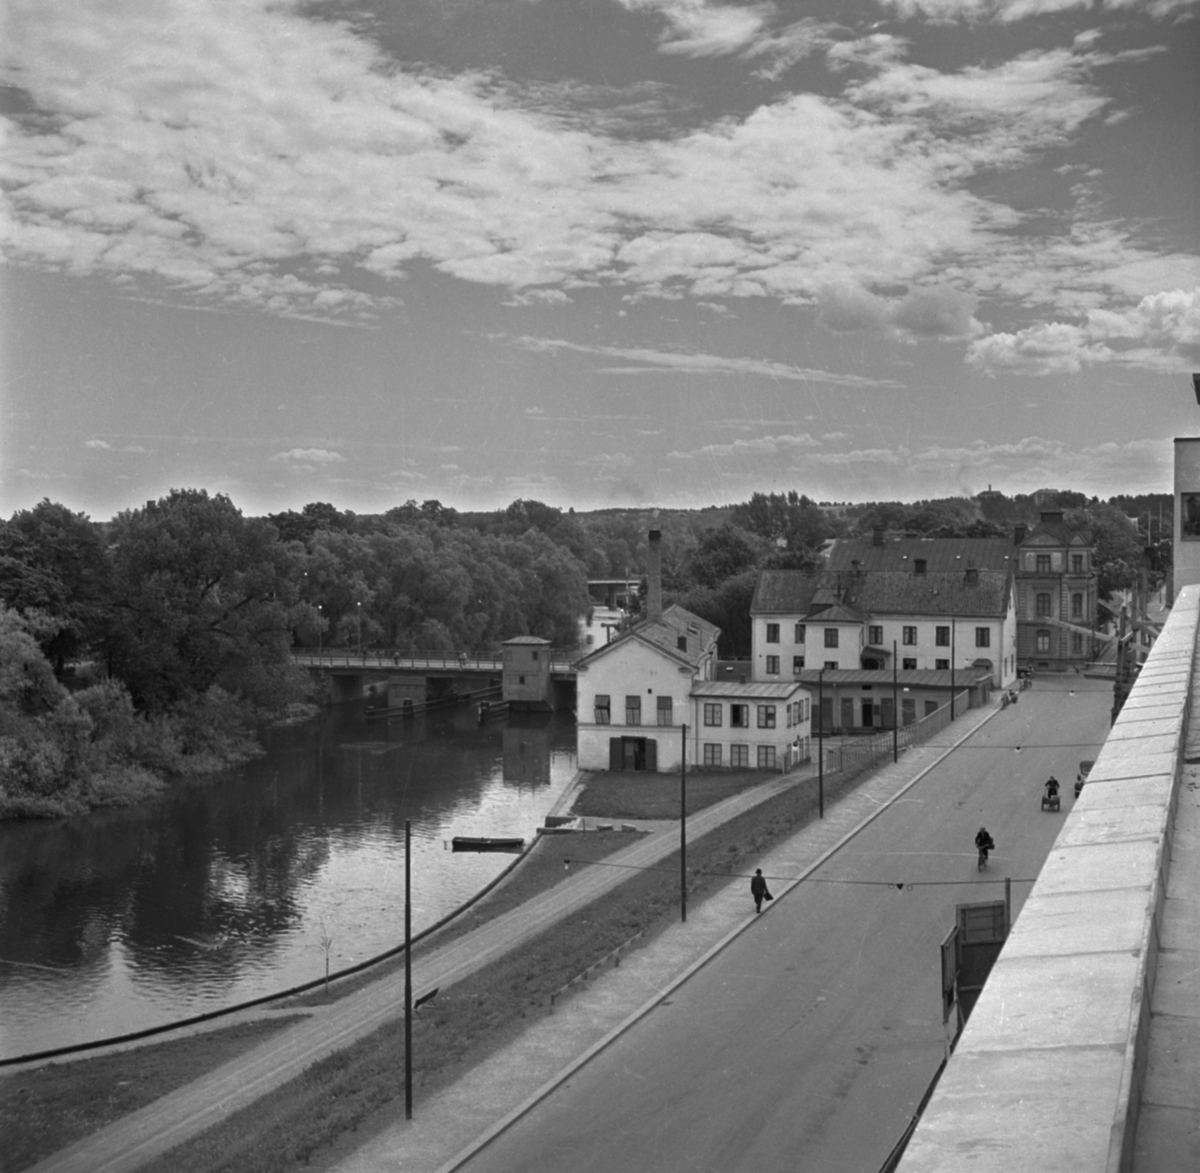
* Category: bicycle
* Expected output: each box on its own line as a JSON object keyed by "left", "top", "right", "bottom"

{"left": 977, "top": 845, "right": 990, "bottom": 870}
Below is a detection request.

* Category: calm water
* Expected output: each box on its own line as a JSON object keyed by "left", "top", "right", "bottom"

{"left": 0, "top": 705, "right": 577, "bottom": 1061}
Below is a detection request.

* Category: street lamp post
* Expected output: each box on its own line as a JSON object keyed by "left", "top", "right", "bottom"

{"left": 404, "top": 818, "right": 413, "bottom": 1119}
{"left": 680, "top": 723, "right": 687, "bottom": 923}
{"left": 817, "top": 668, "right": 824, "bottom": 819}
{"left": 356, "top": 601, "right": 363, "bottom": 661}
{"left": 950, "top": 620, "right": 956, "bottom": 720}
{"left": 892, "top": 640, "right": 898, "bottom": 763}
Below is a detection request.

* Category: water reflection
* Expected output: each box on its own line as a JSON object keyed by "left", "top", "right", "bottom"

{"left": 0, "top": 707, "right": 576, "bottom": 1060}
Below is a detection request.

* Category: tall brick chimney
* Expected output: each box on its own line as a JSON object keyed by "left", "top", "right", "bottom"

{"left": 647, "top": 529, "right": 663, "bottom": 622}
{"left": 1013, "top": 524, "right": 1026, "bottom": 545}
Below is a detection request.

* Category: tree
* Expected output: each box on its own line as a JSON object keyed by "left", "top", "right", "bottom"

{"left": 1064, "top": 504, "right": 1146, "bottom": 600}
{"left": 0, "top": 500, "right": 111, "bottom": 674}
{"left": 106, "top": 490, "right": 309, "bottom": 713}
{"left": 682, "top": 524, "right": 769, "bottom": 590}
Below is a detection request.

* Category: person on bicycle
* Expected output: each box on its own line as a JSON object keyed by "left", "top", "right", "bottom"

{"left": 975, "top": 826, "right": 995, "bottom": 863}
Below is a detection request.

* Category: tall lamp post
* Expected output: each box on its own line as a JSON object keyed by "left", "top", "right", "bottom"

{"left": 817, "top": 668, "right": 824, "bottom": 819}
{"left": 356, "top": 600, "right": 363, "bottom": 661}
{"left": 950, "top": 619, "right": 956, "bottom": 720}
{"left": 404, "top": 818, "right": 412, "bottom": 1119}
{"left": 892, "top": 640, "right": 899, "bottom": 763}
{"left": 680, "top": 723, "right": 687, "bottom": 923}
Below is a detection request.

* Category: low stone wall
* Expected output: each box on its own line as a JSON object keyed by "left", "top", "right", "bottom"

{"left": 898, "top": 587, "right": 1197, "bottom": 1173}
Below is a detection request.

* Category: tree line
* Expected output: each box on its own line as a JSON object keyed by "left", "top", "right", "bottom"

{"left": 0, "top": 487, "right": 1166, "bottom": 818}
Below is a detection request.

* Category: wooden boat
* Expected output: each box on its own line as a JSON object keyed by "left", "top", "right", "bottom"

{"left": 450, "top": 836, "right": 525, "bottom": 853}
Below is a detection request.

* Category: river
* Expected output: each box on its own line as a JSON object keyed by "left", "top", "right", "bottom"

{"left": 0, "top": 704, "right": 577, "bottom": 1062}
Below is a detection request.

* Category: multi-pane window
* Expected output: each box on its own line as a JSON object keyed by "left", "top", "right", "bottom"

{"left": 824, "top": 661, "right": 838, "bottom": 670}
{"left": 730, "top": 744, "right": 750, "bottom": 768}
{"left": 757, "top": 704, "right": 776, "bottom": 729}
{"left": 824, "top": 628, "right": 839, "bottom": 648}
{"left": 757, "top": 746, "right": 776, "bottom": 769}
{"left": 935, "top": 659, "right": 949, "bottom": 670}
{"left": 868, "top": 625, "right": 883, "bottom": 645}
{"left": 936, "top": 626, "right": 950, "bottom": 646}
{"left": 657, "top": 696, "right": 673, "bottom": 726}
{"left": 731, "top": 704, "right": 749, "bottom": 728}
{"left": 792, "top": 656, "right": 805, "bottom": 675}
{"left": 594, "top": 694, "right": 611, "bottom": 724}
{"left": 1071, "top": 554, "right": 1084, "bottom": 572}
{"left": 703, "top": 703, "right": 722, "bottom": 727}
{"left": 625, "top": 695, "right": 641, "bottom": 725}
{"left": 1071, "top": 593, "right": 1083, "bottom": 618}
{"left": 1071, "top": 632, "right": 1083, "bottom": 655}
{"left": 903, "top": 657, "right": 917, "bottom": 670}
{"left": 765, "top": 623, "right": 780, "bottom": 644}
{"left": 1036, "top": 630, "right": 1050, "bottom": 652}
{"left": 703, "top": 743, "right": 722, "bottom": 766}
{"left": 903, "top": 626, "right": 917, "bottom": 645}
{"left": 1036, "top": 554, "right": 1051, "bottom": 573}
{"left": 765, "top": 655, "right": 780, "bottom": 675}
{"left": 975, "top": 628, "right": 990, "bottom": 648}
{"left": 1036, "top": 592, "right": 1051, "bottom": 616}
{"left": 794, "top": 622, "right": 806, "bottom": 643}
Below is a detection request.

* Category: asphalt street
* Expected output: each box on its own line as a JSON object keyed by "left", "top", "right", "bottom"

{"left": 456, "top": 677, "right": 1113, "bottom": 1173}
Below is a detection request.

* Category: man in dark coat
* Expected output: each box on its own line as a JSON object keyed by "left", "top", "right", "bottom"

{"left": 750, "top": 868, "right": 771, "bottom": 913}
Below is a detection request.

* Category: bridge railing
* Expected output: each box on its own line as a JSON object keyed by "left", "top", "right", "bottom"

{"left": 290, "top": 647, "right": 578, "bottom": 673}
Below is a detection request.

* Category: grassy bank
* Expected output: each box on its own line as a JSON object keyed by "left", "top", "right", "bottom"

{"left": 8, "top": 758, "right": 877, "bottom": 1173}
{"left": 568, "top": 768, "right": 766, "bottom": 819}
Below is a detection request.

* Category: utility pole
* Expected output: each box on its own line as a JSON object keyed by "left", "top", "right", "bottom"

{"left": 892, "top": 640, "right": 899, "bottom": 763}
{"left": 817, "top": 669, "right": 824, "bottom": 819}
{"left": 680, "top": 723, "right": 687, "bottom": 923}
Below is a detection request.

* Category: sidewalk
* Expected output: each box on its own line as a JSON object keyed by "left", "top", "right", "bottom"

{"left": 28, "top": 704, "right": 997, "bottom": 1173}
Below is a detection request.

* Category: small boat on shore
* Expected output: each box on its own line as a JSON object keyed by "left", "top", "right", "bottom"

{"left": 450, "top": 836, "right": 525, "bottom": 853}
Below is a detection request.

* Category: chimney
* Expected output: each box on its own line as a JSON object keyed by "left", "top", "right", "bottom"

{"left": 1013, "top": 524, "right": 1026, "bottom": 545}
{"left": 872, "top": 525, "right": 885, "bottom": 547}
{"left": 647, "top": 530, "right": 663, "bottom": 622}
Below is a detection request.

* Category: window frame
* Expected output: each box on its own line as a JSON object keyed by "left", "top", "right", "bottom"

{"left": 594, "top": 694, "right": 611, "bottom": 725}
{"left": 757, "top": 704, "right": 777, "bottom": 729}
{"left": 625, "top": 695, "right": 642, "bottom": 725}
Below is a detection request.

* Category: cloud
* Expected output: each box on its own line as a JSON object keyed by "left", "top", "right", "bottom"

{"left": 85, "top": 439, "right": 112, "bottom": 450}
{"left": 510, "top": 336, "right": 904, "bottom": 386}
{"left": 270, "top": 448, "right": 346, "bottom": 465}
{"left": 816, "top": 283, "right": 982, "bottom": 339}
{"left": 668, "top": 433, "right": 821, "bottom": 459}
{"left": 876, "top": 0, "right": 1199, "bottom": 23}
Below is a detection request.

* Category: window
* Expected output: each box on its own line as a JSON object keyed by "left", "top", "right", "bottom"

{"left": 868, "top": 625, "right": 883, "bottom": 645}
{"left": 1071, "top": 593, "right": 1083, "bottom": 618}
{"left": 531, "top": 650, "right": 539, "bottom": 661}
{"left": 758, "top": 704, "right": 777, "bottom": 729}
{"left": 936, "top": 626, "right": 950, "bottom": 646}
{"left": 625, "top": 695, "right": 641, "bottom": 725}
{"left": 703, "top": 743, "right": 723, "bottom": 767}
{"left": 1071, "top": 554, "right": 1084, "bottom": 573}
{"left": 902, "top": 698, "right": 916, "bottom": 725}
{"left": 731, "top": 704, "right": 749, "bottom": 728}
{"left": 1036, "top": 554, "right": 1051, "bottom": 573}
{"left": 824, "top": 628, "right": 839, "bottom": 648}
{"left": 935, "top": 658, "right": 949, "bottom": 670}
{"left": 903, "top": 657, "right": 917, "bottom": 670}
{"left": 766, "top": 623, "right": 780, "bottom": 644}
{"left": 792, "top": 656, "right": 805, "bottom": 675}
{"left": 1036, "top": 592, "right": 1051, "bottom": 617}
{"left": 794, "top": 622, "right": 806, "bottom": 643}
{"left": 824, "top": 661, "right": 838, "bottom": 670}
{"left": 730, "top": 744, "right": 750, "bottom": 768}
{"left": 1071, "top": 632, "right": 1083, "bottom": 655}
{"left": 703, "top": 703, "right": 722, "bottom": 727}
{"left": 975, "top": 627, "right": 990, "bottom": 648}
{"left": 914, "top": 559, "right": 927, "bottom": 575}
{"left": 765, "top": 655, "right": 780, "bottom": 675}
{"left": 657, "top": 696, "right": 673, "bottom": 726}
{"left": 1036, "top": 630, "right": 1050, "bottom": 652}
{"left": 594, "top": 694, "right": 611, "bottom": 725}
{"left": 903, "top": 626, "right": 917, "bottom": 646}
{"left": 757, "top": 746, "right": 776, "bottom": 769}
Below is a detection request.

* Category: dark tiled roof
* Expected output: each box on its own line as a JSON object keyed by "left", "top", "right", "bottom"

{"left": 826, "top": 536, "right": 1017, "bottom": 573}
{"left": 844, "top": 571, "right": 1011, "bottom": 618}
{"left": 752, "top": 569, "right": 822, "bottom": 613}
{"left": 574, "top": 602, "right": 719, "bottom": 672}
{"left": 1024, "top": 519, "right": 1093, "bottom": 546}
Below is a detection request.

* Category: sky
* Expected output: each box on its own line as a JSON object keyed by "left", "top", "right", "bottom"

{"left": 2, "top": 0, "right": 1199, "bottom": 521}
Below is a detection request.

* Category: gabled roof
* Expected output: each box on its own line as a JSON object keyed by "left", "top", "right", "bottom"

{"left": 752, "top": 569, "right": 822, "bottom": 614}
{"left": 826, "top": 536, "right": 1017, "bottom": 574}
{"left": 572, "top": 602, "right": 719, "bottom": 673}
{"left": 1021, "top": 521, "right": 1092, "bottom": 547}
{"left": 844, "top": 571, "right": 1012, "bottom": 618}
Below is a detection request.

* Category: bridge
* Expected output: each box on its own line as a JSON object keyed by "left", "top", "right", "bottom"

{"left": 896, "top": 586, "right": 1200, "bottom": 1173}
{"left": 290, "top": 648, "right": 577, "bottom": 708}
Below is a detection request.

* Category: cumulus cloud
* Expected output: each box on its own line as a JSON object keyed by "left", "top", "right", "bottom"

{"left": 270, "top": 448, "right": 346, "bottom": 465}
{"left": 816, "top": 283, "right": 981, "bottom": 338}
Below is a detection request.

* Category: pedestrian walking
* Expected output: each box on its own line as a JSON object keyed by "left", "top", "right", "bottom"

{"left": 750, "top": 868, "right": 773, "bottom": 914}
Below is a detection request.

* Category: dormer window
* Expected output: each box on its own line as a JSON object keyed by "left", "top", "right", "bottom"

{"left": 914, "top": 559, "right": 927, "bottom": 575}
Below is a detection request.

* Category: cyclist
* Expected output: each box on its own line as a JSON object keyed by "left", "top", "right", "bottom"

{"left": 975, "top": 826, "right": 995, "bottom": 869}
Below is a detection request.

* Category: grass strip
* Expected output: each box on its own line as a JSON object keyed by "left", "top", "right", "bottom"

{"left": 0, "top": 1017, "right": 305, "bottom": 1173}
{"left": 568, "top": 768, "right": 765, "bottom": 819}
{"left": 135, "top": 759, "right": 876, "bottom": 1173}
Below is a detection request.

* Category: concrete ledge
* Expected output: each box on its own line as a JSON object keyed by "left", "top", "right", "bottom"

{"left": 898, "top": 585, "right": 1200, "bottom": 1173}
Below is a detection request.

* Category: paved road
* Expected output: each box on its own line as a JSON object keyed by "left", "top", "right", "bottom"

{"left": 455, "top": 678, "right": 1112, "bottom": 1173}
